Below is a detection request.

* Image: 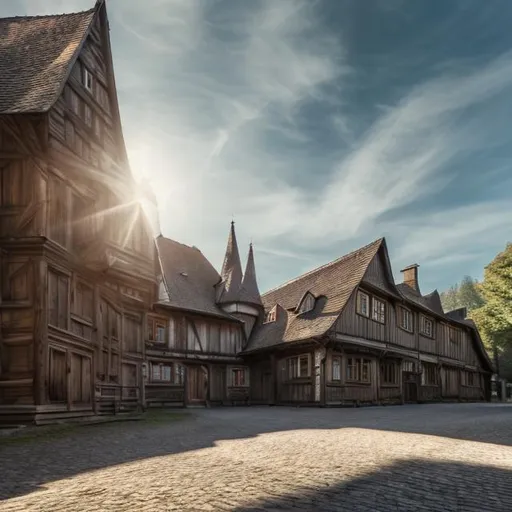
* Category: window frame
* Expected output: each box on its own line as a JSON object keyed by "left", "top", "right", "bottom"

{"left": 231, "top": 367, "right": 248, "bottom": 387}
{"left": 371, "top": 297, "right": 386, "bottom": 324}
{"left": 83, "top": 67, "right": 93, "bottom": 92}
{"left": 398, "top": 306, "right": 414, "bottom": 333}
{"left": 264, "top": 306, "right": 277, "bottom": 324}
{"left": 420, "top": 314, "right": 434, "bottom": 338}
{"left": 346, "top": 357, "right": 372, "bottom": 384}
{"left": 356, "top": 290, "right": 370, "bottom": 318}
{"left": 420, "top": 363, "right": 437, "bottom": 386}
{"left": 150, "top": 362, "right": 173, "bottom": 383}
{"left": 286, "top": 354, "right": 311, "bottom": 380}
{"left": 331, "top": 356, "right": 341, "bottom": 381}
{"left": 147, "top": 317, "right": 167, "bottom": 344}
{"left": 380, "top": 361, "right": 399, "bottom": 385}
{"left": 297, "top": 292, "right": 315, "bottom": 315}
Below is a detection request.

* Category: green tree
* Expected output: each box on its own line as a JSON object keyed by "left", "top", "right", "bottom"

{"left": 440, "top": 276, "right": 483, "bottom": 313}
{"left": 471, "top": 243, "right": 512, "bottom": 378}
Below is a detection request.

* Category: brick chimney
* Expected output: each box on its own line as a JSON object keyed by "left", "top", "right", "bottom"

{"left": 400, "top": 264, "right": 420, "bottom": 292}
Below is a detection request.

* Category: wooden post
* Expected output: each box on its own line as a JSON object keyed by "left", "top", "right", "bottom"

{"left": 270, "top": 353, "right": 277, "bottom": 405}
{"left": 33, "top": 258, "right": 48, "bottom": 406}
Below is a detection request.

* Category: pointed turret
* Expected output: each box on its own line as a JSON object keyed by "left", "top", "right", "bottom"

{"left": 240, "top": 243, "right": 263, "bottom": 307}
{"left": 217, "top": 221, "right": 243, "bottom": 304}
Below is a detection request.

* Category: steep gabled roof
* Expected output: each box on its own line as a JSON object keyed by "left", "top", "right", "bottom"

{"left": 245, "top": 238, "right": 384, "bottom": 352}
{"left": 155, "top": 236, "right": 239, "bottom": 321}
{"left": 239, "top": 243, "right": 263, "bottom": 307}
{"left": 0, "top": 4, "right": 99, "bottom": 114}
{"left": 217, "top": 221, "right": 244, "bottom": 304}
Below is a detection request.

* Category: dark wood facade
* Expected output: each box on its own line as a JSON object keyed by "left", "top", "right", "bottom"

{"left": 0, "top": 3, "right": 155, "bottom": 424}
{"left": 144, "top": 307, "right": 251, "bottom": 407}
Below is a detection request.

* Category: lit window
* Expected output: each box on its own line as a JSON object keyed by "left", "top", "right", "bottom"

{"left": 357, "top": 291, "right": 370, "bottom": 317}
{"left": 399, "top": 307, "right": 413, "bottom": 332}
{"left": 372, "top": 298, "right": 385, "bottom": 324}
{"left": 83, "top": 68, "right": 93, "bottom": 92}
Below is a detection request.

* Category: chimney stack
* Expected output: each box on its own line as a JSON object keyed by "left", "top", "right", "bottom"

{"left": 400, "top": 264, "right": 420, "bottom": 292}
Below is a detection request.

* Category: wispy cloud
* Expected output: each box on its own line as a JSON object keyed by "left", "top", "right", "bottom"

{"left": 5, "top": 0, "right": 512, "bottom": 292}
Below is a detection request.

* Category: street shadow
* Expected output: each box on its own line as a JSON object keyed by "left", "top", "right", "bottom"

{"left": 0, "top": 403, "right": 511, "bottom": 503}
{"left": 235, "top": 459, "right": 512, "bottom": 512}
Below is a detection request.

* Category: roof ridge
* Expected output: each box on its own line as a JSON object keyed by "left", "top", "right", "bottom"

{"left": 0, "top": 7, "right": 96, "bottom": 22}
{"left": 158, "top": 235, "right": 202, "bottom": 252}
{"left": 262, "top": 238, "right": 384, "bottom": 297}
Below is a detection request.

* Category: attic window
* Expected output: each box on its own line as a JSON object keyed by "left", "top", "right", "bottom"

{"left": 297, "top": 292, "right": 315, "bottom": 315}
{"left": 83, "top": 68, "right": 93, "bottom": 92}
{"left": 264, "top": 306, "right": 277, "bottom": 324}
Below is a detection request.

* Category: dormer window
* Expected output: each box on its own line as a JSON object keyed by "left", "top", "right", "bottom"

{"left": 297, "top": 292, "right": 315, "bottom": 315}
{"left": 264, "top": 306, "right": 277, "bottom": 324}
{"left": 83, "top": 68, "right": 93, "bottom": 92}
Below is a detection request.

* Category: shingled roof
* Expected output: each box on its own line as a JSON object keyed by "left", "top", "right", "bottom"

{"left": 155, "top": 236, "right": 239, "bottom": 321}
{"left": 245, "top": 238, "right": 384, "bottom": 352}
{"left": 0, "top": 5, "right": 97, "bottom": 113}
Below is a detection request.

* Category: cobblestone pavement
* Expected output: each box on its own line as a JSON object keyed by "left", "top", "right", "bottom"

{"left": 1, "top": 403, "right": 511, "bottom": 512}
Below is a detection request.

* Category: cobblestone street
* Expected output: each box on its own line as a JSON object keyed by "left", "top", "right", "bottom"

{"left": 1, "top": 403, "right": 511, "bottom": 511}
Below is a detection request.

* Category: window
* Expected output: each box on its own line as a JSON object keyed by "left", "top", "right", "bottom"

{"left": 356, "top": 291, "right": 369, "bottom": 317}
{"left": 48, "top": 269, "right": 69, "bottom": 330}
{"left": 124, "top": 315, "right": 141, "bottom": 353}
{"left": 372, "top": 298, "right": 386, "bottom": 324}
{"left": 420, "top": 315, "right": 434, "bottom": 338}
{"left": 332, "top": 357, "right": 341, "bottom": 381}
{"left": 84, "top": 104, "right": 92, "bottom": 127}
{"left": 265, "top": 306, "right": 277, "bottom": 323}
{"left": 421, "top": 363, "right": 437, "bottom": 386}
{"left": 75, "top": 135, "right": 83, "bottom": 156}
{"left": 346, "top": 357, "right": 371, "bottom": 383}
{"left": 83, "top": 68, "right": 93, "bottom": 92}
{"left": 156, "top": 324, "right": 166, "bottom": 342}
{"left": 151, "top": 363, "right": 172, "bottom": 382}
{"left": 286, "top": 354, "right": 311, "bottom": 380}
{"left": 65, "top": 119, "right": 75, "bottom": 147}
{"left": 380, "top": 361, "right": 398, "bottom": 385}
{"left": 148, "top": 317, "right": 167, "bottom": 343}
{"left": 399, "top": 307, "right": 413, "bottom": 332}
{"left": 232, "top": 368, "right": 247, "bottom": 387}
{"left": 297, "top": 292, "right": 315, "bottom": 314}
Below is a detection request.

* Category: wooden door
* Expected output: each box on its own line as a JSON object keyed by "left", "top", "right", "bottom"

{"left": 402, "top": 371, "right": 418, "bottom": 403}
{"left": 187, "top": 365, "right": 207, "bottom": 403}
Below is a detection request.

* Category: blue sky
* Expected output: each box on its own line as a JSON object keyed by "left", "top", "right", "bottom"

{"left": 5, "top": 0, "right": 512, "bottom": 295}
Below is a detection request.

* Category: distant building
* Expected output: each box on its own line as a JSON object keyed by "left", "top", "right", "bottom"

{"left": 147, "top": 224, "right": 493, "bottom": 407}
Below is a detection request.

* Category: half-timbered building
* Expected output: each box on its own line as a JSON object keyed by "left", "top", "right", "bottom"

{"left": 145, "top": 223, "right": 262, "bottom": 407}
{"left": 244, "top": 238, "right": 493, "bottom": 406}
{"left": 0, "top": 1, "right": 155, "bottom": 424}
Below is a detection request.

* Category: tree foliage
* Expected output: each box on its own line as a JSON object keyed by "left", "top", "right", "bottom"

{"left": 440, "top": 244, "right": 512, "bottom": 379}
{"left": 439, "top": 275, "right": 484, "bottom": 314}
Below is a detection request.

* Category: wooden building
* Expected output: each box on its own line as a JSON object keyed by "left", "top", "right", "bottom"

{"left": 0, "top": 1, "right": 155, "bottom": 424}
{"left": 145, "top": 224, "right": 262, "bottom": 407}
{"left": 244, "top": 238, "right": 493, "bottom": 406}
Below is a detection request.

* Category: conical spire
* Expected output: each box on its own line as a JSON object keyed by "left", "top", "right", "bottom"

{"left": 240, "top": 243, "right": 263, "bottom": 307}
{"left": 218, "top": 221, "right": 243, "bottom": 304}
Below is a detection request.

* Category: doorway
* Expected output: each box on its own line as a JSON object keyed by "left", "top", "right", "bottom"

{"left": 187, "top": 365, "right": 207, "bottom": 404}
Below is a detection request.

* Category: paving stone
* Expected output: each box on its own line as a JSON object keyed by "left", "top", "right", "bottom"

{"left": 0, "top": 403, "right": 511, "bottom": 511}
